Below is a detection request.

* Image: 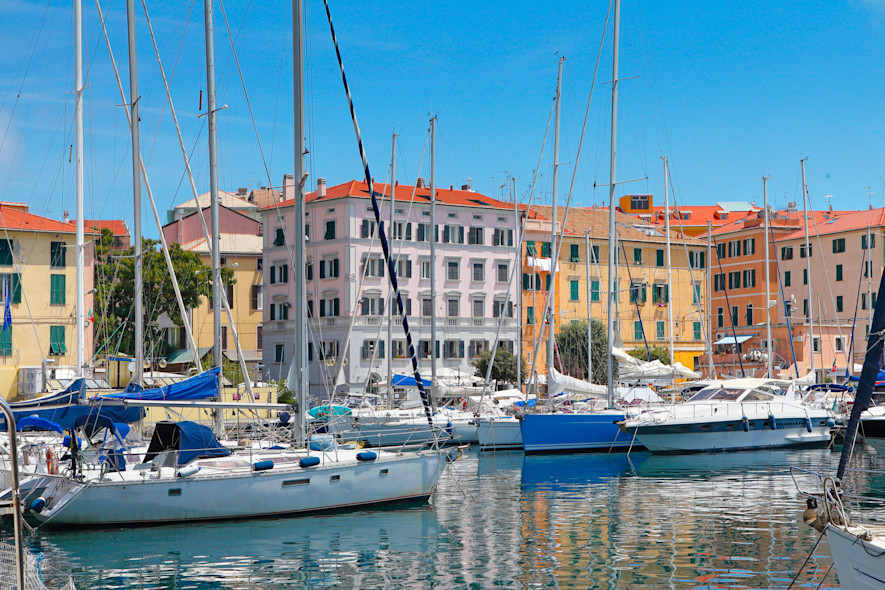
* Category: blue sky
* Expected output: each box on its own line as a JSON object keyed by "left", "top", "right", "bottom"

{"left": 2, "top": 0, "right": 885, "bottom": 232}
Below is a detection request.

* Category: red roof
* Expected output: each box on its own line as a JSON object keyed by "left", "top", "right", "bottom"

{"left": 0, "top": 205, "right": 95, "bottom": 235}
{"left": 75, "top": 219, "right": 129, "bottom": 237}
{"left": 647, "top": 204, "right": 762, "bottom": 229}
{"left": 776, "top": 208, "right": 885, "bottom": 242}
{"left": 703, "top": 209, "right": 843, "bottom": 238}
{"left": 263, "top": 180, "right": 515, "bottom": 211}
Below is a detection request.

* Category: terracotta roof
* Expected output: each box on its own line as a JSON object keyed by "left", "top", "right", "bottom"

{"left": 702, "top": 209, "right": 843, "bottom": 238}
{"left": 74, "top": 219, "right": 129, "bottom": 237}
{"left": 775, "top": 208, "right": 885, "bottom": 242}
{"left": 176, "top": 191, "right": 258, "bottom": 211}
{"left": 529, "top": 205, "right": 705, "bottom": 245}
{"left": 645, "top": 204, "right": 762, "bottom": 230}
{"left": 0, "top": 205, "right": 95, "bottom": 235}
{"left": 181, "top": 234, "right": 263, "bottom": 255}
{"left": 264, "top": 180, "right": 515, "bottom": 211}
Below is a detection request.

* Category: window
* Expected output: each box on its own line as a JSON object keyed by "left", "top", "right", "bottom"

{"left": 442, "top": 225, "right": 464, "bottom": 244}
{"left": 49, "top": 325, "right": 66, "bottom": 355}
{"left": 360, "top": 219, "right": 377, "bottom": 238}
{"left": 717, "top": 243, "right": 726, "bottom": 259}
{"left": 728, "top": 241, "right": 741, "bottom": 258}
{"left": 570, "top": 244, "right": 580, "bottom": 262}
{"left": 836, "top": 295, "right": 844, "bottom": 313}
{"left": 743, "top": 238, "right": 755, "bottom": 256}
{"left": 656, "top": 321, "right": 665, "bottom": 340}
{"left": 836, "top": 264, "right": 843, "bottom": 282}
{"left": 630, "top": 281, "right": 646, "bottom": 303}
{"left": 526, "top": 241, "right": 536, "bottom": 256}
{"left": 633, "top": 248, "right": 642, "bottom": 265}
{"left": 468, "top": 227, "right": 484, "bottom": 245}
{"left": 256, "top": 326, "right": 262, "bottom": 350}
{"left": 362, "top": 339, "right": 385, "bottom": 359}
{"left": 731, "top": 306, "right": 738, "bottom": 326}
{"left": 273, "top": 228, "right": 285, "bottom": 246}
{"left": 785, "top": 300, "right": 793, "bottom": 317}
{"left": 472, "top": 298, "right": 484, "bottom": 318}
{"left": 746, "top": 304, "right": 753, "bottom": 326}
{"left": 784, "top": 271, "right": 791, "bottom": 287}
{"left": 541, "top": 242, "right": 551, "bottom": 257}
{"left": 634, "top": 321, "right": 644, "bottom": 341}
{"left": 305, "top": 262, "right": 313, "bottom": 281}
{"left": 447, "top": 297, "right": 459, "bottom": 317}
{"left": 319, "top": 297, "right": 340, "bottom": 317}
{"left": 693, "top": 321, "right": 702, "bottom": 341}
{"left": 497, "top": 263, "right": 508, "bottom": 283}
{"left": 225, "top": 283, "right": 234, "bottom": 309}
{"left": 472, "top": 262, "right": 484, "bottom": 282}
{"left": 324, "top": 220, "right": 336, "bottom": 240}
{"left": 630, "top": 195, "right": 649, "bottom": 210}
{"left": 689, "top": 250, "right": 706, "bottom": 269}
{"left": 447, "top": 261, "right": 459, "bottom": 281}
{"left": 800, "top": 244, "right": 812, "bottom": 258}
{"left": 50, "top": 241, "right": 66, "bottom": 268}
{"left": 527, "top": 307, "right": 535, "bottom": 325}
{"left": 392, "top": 221, "right": 411, "bottom": 241}
{"left": 361, "top": 294, "right": 385, "bottom": 316}
{"left": 493, "top": 228, "right": 514, "bottom": 246}
{"left": 717, "top": 307, "right": 724, "bottom": 328}
{"left": 493, "top": 299, "right": 514, "bottom": 318}
{"left": 782, "top": 246, "right": 793, "bottom": 260}
{"left": 863, "top": 233, "right": 876, "bottom": 249}
{"left": 803, "top": 298, "right": 808, "bottom": 318}
{"left": 361, "top": 257, "right": 383, "bottom": 278}
{"left": 652, "top": 283, "right": 669, "bottom": 304}
{"left": 221, "top": 326, "right": 228, "bottom": 351}
{"left": 0, "top": 240, "right": 12, "bottom": 266}
{"left": 590, "top": 280, "right": 600, "bottom": 302}
{"left": 392, "top": 340, "right": 406, "bottom": 358}
{"left": 443, "top": 340, "right": 464, "bottom": 359}
{"left": 307, "top": 300, "right": 314, "bottom": 318}
{"left": 742, "top": 269, "right": 756, "bottom": 288}
{"left": 803, "top": 268, "right": 808, "bottom": 285}
{"left": 416, "top": 223, "right": 433, "bottom": 242}
{"left": 50, "top": 274, "right": 65, "bottom": 305}
{"left": 422, "top": 298, "right": 432, "bottom": 317}
{"left": 865, "top": 260, "right": 874, "bottom": 278}
{"left": 270, "top": 264, "right": 288, "bottom": 284}
{"left": 812, "top": 336, "right": 820, "bottom": 353}
{"left": 863, "top": 293, "right": 868, "bottom": 310}
{"left": 692, "top": 282, "right": 701, "bottom": 304}
{"left": 835, "top": 336, "right": 845, "bottom": 353}
{"left": 728, "top": 271, "right": 740, "bottom": 290}
{"left": 570, "top": 279, "right": 579, "bottom": 301}
{"left": 714, "top": 273, "right": 725, "bottom": 291}
{"left": 832, "top": 238, "right": 846, "bottom": 253}
{"left": 395, "top": 259, "right": 412, "bottom": 279}
{"left": 275, "top": 344, "right": 285, "bottom": 363}
{"left": 656, "top": 249, "right": 664, "bottom": 267}
{"left": 469, "top": 340, "right": 489, "bottom": 358}
{"left": 590, "top": 245, "right": 600, "bottom": 263}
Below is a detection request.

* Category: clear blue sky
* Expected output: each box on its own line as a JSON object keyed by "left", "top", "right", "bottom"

{"left": 2, "top": 0, "right": 885, "bottom": 232}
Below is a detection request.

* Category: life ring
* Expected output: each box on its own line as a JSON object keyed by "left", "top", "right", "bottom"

{"left": 461, "top": 398, "right": 467, "bottom": 410}
{"left": 46, "top": 447, "right": 58, "bottom": 475}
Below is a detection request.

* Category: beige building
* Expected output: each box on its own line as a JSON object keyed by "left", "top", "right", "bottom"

{"left": 0, "top": 202, "right": 95, "bottom": 399}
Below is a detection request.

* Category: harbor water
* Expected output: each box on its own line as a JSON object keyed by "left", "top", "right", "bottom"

{"left": 28, "top": 445, "right": 885, "bottom": 589}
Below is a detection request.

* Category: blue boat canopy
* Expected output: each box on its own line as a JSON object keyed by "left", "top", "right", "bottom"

{"left": 94, "top": 367, "right": 220, "bottom": 402}
{"left": 391, "top": 374, "right": 431, "bottom": 387}
{"left": 142, "top": 421, "right": 230, "bottom": 466}
{"left": 16, "top": 416, "right": 63, "bottom": 433}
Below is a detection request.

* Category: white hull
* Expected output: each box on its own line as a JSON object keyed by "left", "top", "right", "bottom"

{"left": 826, "top": 523, "right": 885, "bottom": 589}
{"left": 477, "top": 417, "right": 522, "bottom": 450}
{"left": 634, "top": 425, "right": 831, "bottom": 453}
{"left": 33, "top": 449, "right": 446, "bottom": 526}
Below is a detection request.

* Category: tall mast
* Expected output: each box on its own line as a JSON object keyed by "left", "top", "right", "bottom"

{"left": 706, "top": 220, "right": 714, "bottom": 377}
{"left": 429, "top": 116, "right": 437, "bottom": 401}
{"left": 548, "top": 57, "right": 563, "bottom": 377}
{"left": 868, "top": 225, "right": 873, "bottom": 341}
{"left": 763, "top": 175, "right": 773, "bottom": 376}
{"left": 75, "top": 0, "right": 85, "bottom": 377}
{"left": 800, "top": 158, "right": 814, "bottom": 377}
{"left": 125, "top": 0, "right": 143, "bottom": 385}
{"left": 606, "top": 0, "right": 621, "bottom": 408}
{"left": 387, "top": 132, "right": 396, "bottom": 394}
{"left": 204, "top": 0, "right": 222, "bottom": 398}
{"left": 513, "top": 177, "right": 522, "bottom": 389}
{"left": 663, "top": 157, "right": 674, "bottom": 379}
{"left": 585, "top": 230, "right": 592, "bottom": 382}
{"left": 291, "top": 0, "right": 307, "bottom": 441}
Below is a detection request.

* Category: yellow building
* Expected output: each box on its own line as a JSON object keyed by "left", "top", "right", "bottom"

{"left": 522, "top": 205, "right": 709, "bottom": 377}
{"left": 0, "top": 202, "right": 95, "bottom": 399}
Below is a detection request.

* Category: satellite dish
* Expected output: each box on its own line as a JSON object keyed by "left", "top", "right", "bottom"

{"left": 127, "top": 361, "right": 135, "bottom": 372}
{"left": 158, "top": 358, "right": 168, "bottom": 368}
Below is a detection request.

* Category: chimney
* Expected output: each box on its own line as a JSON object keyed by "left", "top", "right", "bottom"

{"left": 417, "top": 177, "right": 426, "bottom": 189}
{"left": 462, "top": 178, "right": 473, "bottom": 191}
{"left": 317, "top": 178, "right": 327, "bottom": 198}
{"left": 283, "top": 173, "right": 294, "bottom": 201}
{"left": 63, "top": 210, "right": 70, "bottom": 223}
{"left": 237, "top": 187, "right": 248, "bottom": 196}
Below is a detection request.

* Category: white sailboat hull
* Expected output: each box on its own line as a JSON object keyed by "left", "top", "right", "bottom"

{"left": 477, "top": 417, "right": 522, "bottom": 450}
{"left": 33, "top": 450, "right": 446, "bottom": 526}
{"left": 826, "top": 523, "right": 885, "bottom": 590}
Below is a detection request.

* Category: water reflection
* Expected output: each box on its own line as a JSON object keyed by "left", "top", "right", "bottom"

{"left": 26, "top": 447, "right": 866, "bottom": 589}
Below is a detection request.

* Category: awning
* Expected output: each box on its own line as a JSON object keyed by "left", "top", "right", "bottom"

{"left": 165, "top": 346, "right": 213, "bottom": 364}
{"left": 224, "top": 350, "right": 261, "bottom": 363}
{"left": 713, "top": 335, "right": 752, "bottom": 346}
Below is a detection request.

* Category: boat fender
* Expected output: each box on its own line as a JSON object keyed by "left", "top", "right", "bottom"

{"left": 742, "top": 416, "right": 750, "bottom": 432}
{"left": 45, "top": 447, "right": 58, "bottom": 475}
{"left": 252, "top": 460, "right": 275, "bottom": 472}
{"left": 446, "top": 421, "right": 453, "bottom": 435}
{"left": 826, "top": 418, "right": 836, "bottom": 428}
{"left": 299, "top": 456, "right": 320, "bottom": 468}
{"left": 29, "top": 497, "right": 46, "bottom": 514}
{"left": 356, "top": 451, "right": 377, "bottom": 462}
{"left": 805, "top": 417, "right": 813, "bottom": 433}
{"left": 62, "top": 436, "right": 82, "bottom": 449}
{"left": 769, "top": 414, "right": 777, "bottom": 430}
{"left": 178, "top": 465, "right": 200, "bottom": 478}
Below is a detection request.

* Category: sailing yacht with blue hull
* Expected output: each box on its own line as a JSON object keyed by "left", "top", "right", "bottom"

{"left": 521, "top": 410, "right": 635, "bottom": 454}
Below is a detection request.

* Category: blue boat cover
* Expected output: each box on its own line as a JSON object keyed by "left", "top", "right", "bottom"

{"left": 1, "top": 405, "right": 143, "bottom": 432}
{"left": 143, "top": 421, "right": 230, "bottom": 466}
{"left": 94, "top": 367, "right": 220, "bottom": 402}
{"left": 16, "top": 416, "right": 63, "bottom": 433}
{"left": 391, "top": 374, "right": 431, "bottom": 387}
{"left": 74, "top": 414, "right": 116, "bottom": 437}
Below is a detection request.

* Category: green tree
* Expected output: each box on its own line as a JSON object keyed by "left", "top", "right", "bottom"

{"left": 94, "top": 238, "right": 234, "bottom": 359}
{"left": 627, "top": 345, "right": 671, "bottom": 364}
{"left": 472, "top": 346, "right": 526, "bottom": 385}
{"left": 555, "top": 319, "right": 612, "bottom": 384}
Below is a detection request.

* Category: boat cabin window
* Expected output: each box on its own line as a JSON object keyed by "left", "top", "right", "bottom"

{"left": 688, "top": 388, "right": 745, "bottom": 402}
{"left": 740, "top": 390, "right": 774, "bottom": 402}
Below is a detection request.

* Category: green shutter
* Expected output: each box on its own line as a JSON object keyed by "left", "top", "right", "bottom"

{"left": 591, "top": 280, "right": 600, "bottom": 302}
{"left": 0, "top": 327, "right": 11, "bottom": 356}
{"left": 50, "top": 274, "right": 65, "bottom": 305}
{"left": 545, "top": 274, "right": 551, "bottom": 290}
{"left": 570, "top": 244, "right": 579, "bottom": 262}
{"left": 634, "top": 321, "right": 643, "bottom": 341}
{"left": 0, "top": 240, "right": 11, "bottom": 266}
{"left": 522, "top": 273, "right": 530, "bottom": 290}
{"left": 527, "top": 307, "right": 535, "bottom": 324}
{"left": 526, "top": 241, "right": 535, "bottom": 256}
{"left": 50, "top": 242, "right": 66, "bottom": 268}
{"left": 11, "top": 274, "right": 20, "bottom": 304}
{"left": 541, "top": 242, "right": 550, "bottom": 257}
{"left": 570, "top": 280, "right": 579, "bottom": 301}
{"left": 656, "top": 249, "right": 664, "bottom": 267}
{"left": 49, "top": 325, "right": 66, "bottom": 355}
{"left": 836, "top": 265, "right": 843, "bottom": 281}
{"left": 693, "top": 321, "right": 701, "bottom": 341}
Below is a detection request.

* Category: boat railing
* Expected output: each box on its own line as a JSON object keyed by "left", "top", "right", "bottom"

{"left": 651, "top": 401, "right": 811, "bottom": 423}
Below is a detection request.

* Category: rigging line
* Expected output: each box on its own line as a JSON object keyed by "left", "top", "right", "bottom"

{"left": 322, "top": 0, "right": 435, "bottom": 428}
{"left": 710, "top": 234, "right": 746, "bottom": 377}
{"left": 619, "top": 242, "right": 651, "bottom": 359}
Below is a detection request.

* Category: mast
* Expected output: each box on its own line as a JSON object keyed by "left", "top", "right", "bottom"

{"left": 429, "top": 116, "right": 437, "bottom": 402}
{"left": 125, "top": 0, "right": 143, "bottom": 385}
{"left": 706, "top": 220, "right": 715, "bottom": 377}
{"left": 663, "top": 157, "right": 674, "bottom": 379}
{"left": 513, "top": 177, "right": 522, "bottom": 389}
{"left": 868, "top": 225, "right": 873, "bottom": 341}
{"left": 204, "top": 0, "right": 222, "bottom": 400}
{"left": 387, "top": 132, "right": 396, "bottom": 395}
{"left": 585, "top": 230, "right": 592, "bottom": 382}
{"left": 548, "top": 57, "right": 563, "bottom": 377}
{"left": 606, "top": 0, "right": 621, "bottom": 408}
{"left": 801, "top": 158, "right": 814, "bottom": 377}
{"left": 763, "top": 175, "right": 773, "bottom": 376}
{"left": 75, "top": 0, "right": 85, "bottom": 377}
{"left": 291, "top": 0, "right": 307, "bottom": 441}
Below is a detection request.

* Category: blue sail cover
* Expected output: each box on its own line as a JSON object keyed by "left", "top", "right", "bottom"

{"left": 838, "top": 269, "right": 885, "bottom": 479}
{"left": 94, "top": 367, "right": 220, "bottom": 402}
{"left": 391, "top": 374, "right": 431, "bottom": 388}
{"left": 16, "top": 416, "right": 63, "bottom": 433}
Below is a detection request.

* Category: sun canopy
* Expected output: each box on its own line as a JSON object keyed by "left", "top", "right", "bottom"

{"left": 142, "top": 421, "right": 229, "bottom": 466}
{"left": 713, "top": 335, "right": 752, "bottom": 346}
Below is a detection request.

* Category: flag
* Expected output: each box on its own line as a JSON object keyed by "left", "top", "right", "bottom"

{"left": 2, "top": 280, "right": 11, "bottom": 333}
{"left": 830, "top": 359, "right": 837, "bottom": 376}
{"left": 87, "top": 307, "right": 94, "bottom": 324}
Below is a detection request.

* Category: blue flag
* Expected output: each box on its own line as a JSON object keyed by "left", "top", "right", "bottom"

{"left": 3, "top": 279, "right": 11, "bottom": 333}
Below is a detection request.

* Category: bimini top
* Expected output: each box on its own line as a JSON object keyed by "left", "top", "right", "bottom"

{"left": 142, "top": 421, "right": 230, "bottom": 466}
{"left": 687, "top": 380, "right": 784, "bottom": 403}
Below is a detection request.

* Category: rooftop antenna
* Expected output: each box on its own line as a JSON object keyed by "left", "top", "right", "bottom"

{"left": 868, "top": 186, "right": 874, "bottom": 209}
{"left": 824, "top": 194, "right": 833, "bottom": 212}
